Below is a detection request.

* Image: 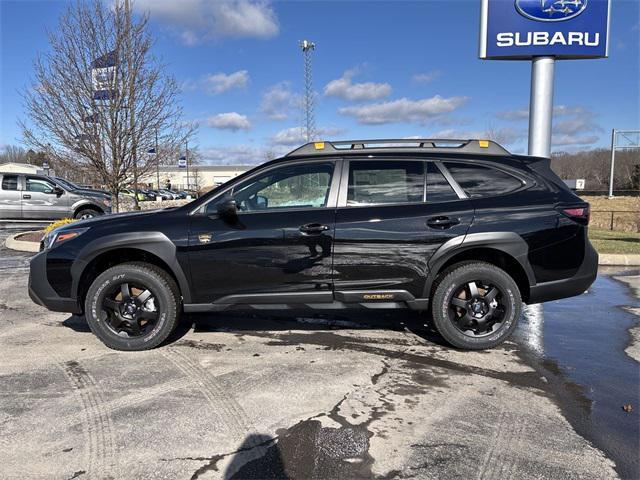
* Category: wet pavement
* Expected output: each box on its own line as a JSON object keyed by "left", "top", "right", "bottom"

{"left": 0, "top": 226, "right": 638, "bottom": 479}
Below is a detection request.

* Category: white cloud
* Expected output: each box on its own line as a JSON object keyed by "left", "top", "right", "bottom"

{"left": 552, "top": 134, "right": 600, "bottom": 146}
{"left": 207, "top": 112, "right": 251, "bottom": 131}
{"left": 412, "top": 71, "right": 442, "bottom": 84}
{"left": 496, "top": 108, "right": 529, "bottom": 121}
{"left": 324, "top": 69, "right": 392, "bottom": 102}
{"left": 270, "top": 126, "right": 345, "bottom": 146}
{"left": 338, "top": 95, "right": 469, "bottom": 125}
{"left": 202, "top": 70, "right": 249, "bottom": 95}
{"left": 132, "top": 0, "right": 279, "bottom": 44}
{"left": 200, "top": 145, "right": 273, "bottom": 164}
{"left": 260, "top": 82, "right": 299, "bottom": 120}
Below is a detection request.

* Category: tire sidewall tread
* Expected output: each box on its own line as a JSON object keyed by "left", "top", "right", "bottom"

{"left": 431, "top": 261, "right": 522, "bottom": 350}
{"left": 84, "top": 262, "right": 180, "bottom": 351}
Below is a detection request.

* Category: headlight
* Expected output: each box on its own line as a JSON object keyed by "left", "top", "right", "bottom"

{"left": 43, "top": 227, "right": 89, "bottom": 250}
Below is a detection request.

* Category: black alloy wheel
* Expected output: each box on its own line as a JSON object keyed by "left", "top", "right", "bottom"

{"left": 431, "top": 262, "right": 521, "bottom": 350}
{"left": 101, "top": 281, "right": 159, "bottom": 338}
{"left": 448, "top": 280, "right": 506, "bottom": 337}
{"left": 84, "top": 262, "right": 180, "bottom": 351}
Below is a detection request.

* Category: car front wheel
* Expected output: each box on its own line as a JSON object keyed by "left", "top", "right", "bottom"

{"left": 431, "top": 262, "right": 522, "bottom": 350}
{"left": 75, "top": 208, "right": 102, "bottom": 220}
{"left": 84, "top": 262, "right": 180, "bottom": 351}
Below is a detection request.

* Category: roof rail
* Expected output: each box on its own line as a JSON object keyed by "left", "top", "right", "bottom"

{"left": 285, "top": 139, "right": 510, "bottom": 157}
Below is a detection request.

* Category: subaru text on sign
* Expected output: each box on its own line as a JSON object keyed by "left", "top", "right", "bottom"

{"left": 479, "top": 0, "right": 611, "bottom": 59}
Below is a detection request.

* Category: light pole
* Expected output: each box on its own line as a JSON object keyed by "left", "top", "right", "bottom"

{"left": 299, "top": 39, "right": 316, "bottom": 142}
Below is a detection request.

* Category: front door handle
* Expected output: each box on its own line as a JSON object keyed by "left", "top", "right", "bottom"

{"left": 426, "top": 216, "right": 460, "bottom": 229}
{"left": 22, "top": 194, "right": 31, "bottom": 200}
{"left": 299, "top": 223, "right": 330, "bottom": 235}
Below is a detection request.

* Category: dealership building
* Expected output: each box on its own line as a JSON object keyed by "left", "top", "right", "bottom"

{"left": 140, "top": 165, "right": 253, "bottom": 191}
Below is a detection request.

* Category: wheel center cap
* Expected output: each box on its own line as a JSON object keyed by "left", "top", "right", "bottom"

{"left": 124, "top": 303, "right": 136, "bottom": 315}
{"left": 471, "top": 301, "right": 484, "bottom": 314}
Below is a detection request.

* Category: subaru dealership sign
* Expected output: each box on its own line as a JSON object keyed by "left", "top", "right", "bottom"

{"left": 479, "top": 0, "right": 611, "bottom": 59}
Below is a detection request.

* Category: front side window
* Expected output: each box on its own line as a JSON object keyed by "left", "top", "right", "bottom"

{"left": 26, "top": 177, "right": 55, "bottom": 193}
{"left": 209, "top": 162, "right": 334, "bottom": 213}
{"left": 347, "top": 161, "right": 424, "bottom": 205}
{"left": 1, "top": 175, "right": 18, "bottom": 191}
{"left": 426, "top": 163, "right": 458, "bottom": 203}
{"left": 444, "top": 162, "right": 524, "bottom": 198}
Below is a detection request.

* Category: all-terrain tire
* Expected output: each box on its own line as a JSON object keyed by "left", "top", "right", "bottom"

{"left": 431, "top": 261, "right": 522, "bottom": 350}
{"left": 84, "top": 262, "right": 180, "bottom": 351}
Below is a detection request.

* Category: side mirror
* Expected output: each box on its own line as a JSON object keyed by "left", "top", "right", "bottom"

{"left": 255, "top": 195, "right": 268, "bottom": 209}
{"left": 217, "top": 198, "right": 238, "bottom": 218}
{"left": 52, "top": 186, "right": 64, "bottom": 196}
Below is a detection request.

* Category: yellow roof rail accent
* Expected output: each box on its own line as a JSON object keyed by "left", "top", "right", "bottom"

{"left": 479, "top": 140, "right": 490, "bottom": 148}
{"left": 314, "top": 142, "right": 325, "bottom": 150}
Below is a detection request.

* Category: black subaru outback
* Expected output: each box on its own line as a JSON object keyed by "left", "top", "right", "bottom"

{"left": 29, "top": 139, "right": 598, "bottom": 351}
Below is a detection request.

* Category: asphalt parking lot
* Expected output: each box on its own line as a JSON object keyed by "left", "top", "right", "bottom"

{"left": 1, "top": 224, "right": 638, "bottom": 480}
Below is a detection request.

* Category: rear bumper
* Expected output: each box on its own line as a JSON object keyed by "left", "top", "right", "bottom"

{"left": 527, "top": 240, "right": 598, "bottom": 304}
{"left": 28, "top": 251, "right": 82, "bottom": 314}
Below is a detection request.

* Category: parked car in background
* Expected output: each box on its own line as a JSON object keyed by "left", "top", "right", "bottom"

{"left": 28, "top": 139, "right": 597, "bottom": 351}
{"left": 157, "top": 189, "right": 179, "bottom": 200}
{"left": 120, "top": 188, "right": 148, "bottom": 202}
{"left": 0, "top": 172, "right": 111, "bottom": 219}
{"left": 139, "top": 189, "right": 157, "bottom": 201}
{"left": 151, "top": 189, "right": 172, "bottom": 200}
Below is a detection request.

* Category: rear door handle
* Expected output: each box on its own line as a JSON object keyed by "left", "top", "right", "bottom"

{"left": 22, "top": 194, "right": 31, "bottom": 199}
{"left": 299, "top": 223, "right": 330, "bottom": 234}
{"left": 426, "top": 216, "right": 460, "bottom": 229}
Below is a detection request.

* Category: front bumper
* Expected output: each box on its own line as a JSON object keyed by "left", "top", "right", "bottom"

{"left": 528, "top": 240, "right": 598, "bottom": 304}
{"left": 28, "top": 251, "right": 82, "bottom": 314}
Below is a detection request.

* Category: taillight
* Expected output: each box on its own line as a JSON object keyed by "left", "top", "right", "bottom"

{"left": 559, "top": 205, "right": 590, "bottom": 225}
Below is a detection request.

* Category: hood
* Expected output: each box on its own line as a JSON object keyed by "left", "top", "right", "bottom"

{"left": 70, "top": 188, "right": 111, "bottom": 198}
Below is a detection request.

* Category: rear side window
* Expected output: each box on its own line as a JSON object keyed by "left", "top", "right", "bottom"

{"left": 1, "top": 175, "right": 18, "bottom": 191}
{"left": 444, "top": 162, "right": 523, "bottom": 198}
{"left": 426, "top": 163, "right": 458, "bottom": 203}
{"left": 347, "top": 161, "right": 424, "bottom": 205}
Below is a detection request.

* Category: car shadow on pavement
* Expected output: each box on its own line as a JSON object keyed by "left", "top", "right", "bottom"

{"left": 58, "top": 310, "right": 449, "bottom": 348}
{"left": 184, "top": 309, "right": 449, "bottom": 348}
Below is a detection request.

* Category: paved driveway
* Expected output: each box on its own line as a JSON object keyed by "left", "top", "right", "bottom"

{"left": 0, "top": 227, "right": 638, "bottom": 480}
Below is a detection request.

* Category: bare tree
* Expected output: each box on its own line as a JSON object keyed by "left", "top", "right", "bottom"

{"left": 20, "top": 0, "right": 195, "bottom": 211}
{"left": 0, "top": 145, "right": 29, "bottom": 164}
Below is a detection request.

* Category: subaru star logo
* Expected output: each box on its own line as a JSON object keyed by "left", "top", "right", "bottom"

{"left": 515, "top": 0, "right": 588, "bottom": 22}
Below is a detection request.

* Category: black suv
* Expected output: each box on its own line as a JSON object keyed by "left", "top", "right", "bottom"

{"left": 28, "top": 139, "right": 598, "bottom": 351}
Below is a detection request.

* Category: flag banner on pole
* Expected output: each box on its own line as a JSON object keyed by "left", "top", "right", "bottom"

{"left": 178, "top": 156, "right": 187, "bottom": 168}
{"left": 91, "top": 51, "right": 117, "bottom": 100}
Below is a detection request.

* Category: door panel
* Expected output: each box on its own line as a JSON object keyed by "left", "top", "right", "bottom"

{"left": 188, "top": 210, "right": 335, "bottom": 303}
{"left": 0, "top": 174, "right": 22, "bottom": 219}
{"left": 22, "top": 176, "right": 68, "bottom": 219}
{"left": 332, "top": 202, "right": 473, "bottom": 297}
{"left": 186, "top": 160, "right": 339, "bottom": 303}
{"left": 332, "top": 158, "right": 473, "bottom": 298}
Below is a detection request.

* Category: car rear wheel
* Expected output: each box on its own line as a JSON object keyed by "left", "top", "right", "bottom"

{"left": 75, "top": 208, "right": 102, "bottom": 220}
{"left": 431, "top": 262, "right": 521, "bottom": 350}
{"left": 84, "top": 262, "right": 180, "bottom": 351}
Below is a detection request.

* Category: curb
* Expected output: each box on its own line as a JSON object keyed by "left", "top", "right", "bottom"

{"left": 598, "top": 254, "right": 640, "bottom": 266}
{"left": 5, "top": 231, "right": 41, "bottom": 253}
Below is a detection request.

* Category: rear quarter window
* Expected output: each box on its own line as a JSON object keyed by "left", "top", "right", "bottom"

{"left": 444, "top": 162, "right": 524, "bottom": 198}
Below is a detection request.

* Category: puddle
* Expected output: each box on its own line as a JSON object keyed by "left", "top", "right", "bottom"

{"left": 516, "top": 268, "right": 640, "bottom": 479}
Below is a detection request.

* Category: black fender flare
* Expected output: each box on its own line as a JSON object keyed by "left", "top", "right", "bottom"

{"left": 70, "top": 231, "right": 192, "bottom": 304}
{"left": 422, "top": 231, "right": 535, "bottom": 299}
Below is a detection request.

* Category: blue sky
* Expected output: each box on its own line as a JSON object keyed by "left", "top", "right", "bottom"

{"left": 1, "top": 0, "right": 639, "bottom": 164}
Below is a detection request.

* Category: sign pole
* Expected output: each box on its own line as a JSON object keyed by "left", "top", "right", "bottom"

{"left": 528, "top": 56, "right": 555, "bottom": 158}
{"left": 608, "top": 129, "right": 616, "bottom": 198}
